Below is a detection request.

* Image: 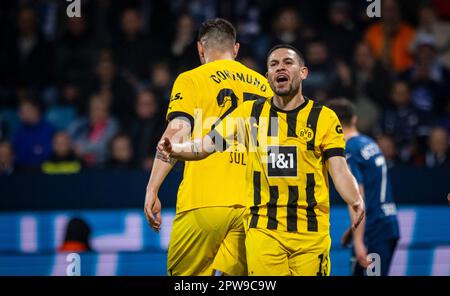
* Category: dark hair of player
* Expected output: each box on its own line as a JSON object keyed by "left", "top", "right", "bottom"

{"left": 325, "top": 98, "right": 356, "bottom": 126}
{"left": 198, "top": 18, "right": 236, "bottom": 49}
{"left": 267, "top": 44, "right": 305, "bottom": 66}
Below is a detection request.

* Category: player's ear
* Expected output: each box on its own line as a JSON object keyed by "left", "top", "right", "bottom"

{"left": 300, "top": 66, "right": 309, "bottom": 80}
{"left": 233, "top": 42, "right": 240, "bottom": 58}
{"left": 197, "top": 41, "right": 205, "bottom": 58}
{"left": 265, "top": 72, "right": 268, "bottom": 78}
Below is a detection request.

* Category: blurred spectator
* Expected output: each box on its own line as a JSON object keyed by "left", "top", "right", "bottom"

{"left": 349, "top": 42, "right": 393, "bottom": 134}
{"left": 148, "top": 60, "right": 173, "bottom": 101}
{"left": 401, "top": 34, "right": 450, "bottom": 116}
{"left": 13, "top": 98, "right": 55, "bottom": 171}
{"left": 68, "top": 94, "right": 118, "bottom": 167}
{"left": 170, "top": 13, "right": 198, "bottom": 74}
{"left": 3, "top": 6, "right": 54, "bottom": 95}
{"left": 0, "top": 117, "right": 6, "bottom": 141}
{"left": 323, "top": 0, "right": 360, "bottom": 64}
{"left": 56, "top": 16, "right": 97, "bottom": 105}
{"left": 239, "top": 55, "right": 261, "bottom": 73}
{"left": 269, "top": 7, "right": 314, "bottom": 55}
{"left": 439, "top": 100, "right": 450, "bottom": 136}
{"left": 416, "top": 4, "right": 450, "bottom": 68}
{"left": 172, "top": 0, "right": 217, "bottom": 25}
{"left": 41, "top": 132, "right": 82, "bottom": 174}
{"left": 59, "top": 217, "right": 91, "bottom": 253}
{"left": 352, "top": 42, "right": 393, "bottom": 108}
{"left": 378, "top": 81, "right": 423, "bottom": 163}
{"left": 127, "top": 89, "right": 164, "bottom": 170}
{"left": 85, "top": 50, "right": 135, "bottom": 124}
{"left": 364, "top": 0, "right": 416, "bottom": 73}
{"left": 432, "top": 0, "right": 450, "bottom": 20}
{"left": 113, "top": 8, "right": 152, "bottom": 83}
{"left": 303, "top": 40, "right": 350, "bottom": 100}
{"left": 376, "top": 134, "right": 400, "bottom": 168}
{"left": 106, "top": 133, "right": 135, "bottom": 170}
{"left": 234, "top": 0, "right": 266, "bottom": 43}
{"left": 425, "top": 127, "right": 450, "bottom": 167}
{"left": 60, "top": 82, "right": 82, "bottom": 107}
{"left": 0, "top": 141, "right": 15, "bottom": 176}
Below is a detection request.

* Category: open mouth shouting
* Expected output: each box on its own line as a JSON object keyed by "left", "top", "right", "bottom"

{"left": 275, "top": 73, "right": 289, "bottom": 87}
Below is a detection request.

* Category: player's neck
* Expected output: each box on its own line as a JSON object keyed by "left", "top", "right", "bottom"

{"left": 272, "top": 93, "right": 305, "bottom": 112}
{"left": 343, "top": 127, "right": 359, "bottom": 141}
{"left": 204, "top": 52, "right": 235, "bottom": 63}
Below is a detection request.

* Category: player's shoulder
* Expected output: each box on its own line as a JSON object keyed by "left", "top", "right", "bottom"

{"left": 347, "top": 134, "right": 376, "bottom": 153}
{"left": 309, "top": 100, "right": 339, "bottom": 126}
{"left": 319, "top": 103, "right": 337, "bottom": 117}
{"left": 175, "top": 68, "right": 197, "bottom": 82}
{"left": 172, "top": 70, "right": 197, "bottom": 91}
{"left": 355, "top": 134, "right": 376, "bottom": 146}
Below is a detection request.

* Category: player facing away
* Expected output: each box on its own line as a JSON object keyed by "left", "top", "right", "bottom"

{"left": 143, "top": 18, "right": 273, "bottom": 275}
{"left": 327, "top": 98, "right": 400, "bottom": 276}
{"left": 158, "top": 44, "right": 365, "bottom": 276}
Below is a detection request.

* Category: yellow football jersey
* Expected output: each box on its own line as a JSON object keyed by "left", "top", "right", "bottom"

{"left": 167, "top": 60, "right": 273, "bottom": 213}
{"left": 211, "top": 97, "right": 345, "bottom": 235}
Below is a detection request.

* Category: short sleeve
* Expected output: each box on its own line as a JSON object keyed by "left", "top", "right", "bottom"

{"left": 321, "top": 108, "right": 346, "bottom": 161}
{"left": 166, "top": 74, "right": 196, "bottom": 127}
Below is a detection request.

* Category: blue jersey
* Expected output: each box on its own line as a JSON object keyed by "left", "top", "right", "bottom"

{"left": 346, "top": 135, "right": 400, "bottom": 244}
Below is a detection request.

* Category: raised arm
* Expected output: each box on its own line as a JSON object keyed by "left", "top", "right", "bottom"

{"left": 157, "top": 133, "right": 216, "bottom": 161}
{"left": 144, "top": 118, "right": 191, "bottom": 232}
{"left": 327, "top": 156, "right": 365, "bottom": 231}
{"left": 157, "top": 108, "right": 246, "bottom": 162}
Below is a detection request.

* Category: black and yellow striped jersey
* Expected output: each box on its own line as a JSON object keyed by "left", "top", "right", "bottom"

{"left": 211, "top": 97, "right": 345, "bottom": 234}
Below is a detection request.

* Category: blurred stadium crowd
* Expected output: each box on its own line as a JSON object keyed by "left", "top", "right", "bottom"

{"left": 0, "top": 0, "right": 449, "bottom": 175}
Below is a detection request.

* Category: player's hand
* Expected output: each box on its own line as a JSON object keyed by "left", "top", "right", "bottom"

{"left": 157, "top": 137, "right": 173, "bottom": 161}
{"left": 351, "top": 198, "right": 365, "bottom": 231}
{"left": 341, "top": 227, "right": 353, "bottom": 247}
{"left": 354, "top": 240, "right": 370, "bottom": 268}
{"left": 144, "top": 191, "right": 162, "bottom": 232}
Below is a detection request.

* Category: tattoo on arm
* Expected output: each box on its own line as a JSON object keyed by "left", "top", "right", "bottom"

{"left": 156, "top": 150, "right": 176, "bottom": 165}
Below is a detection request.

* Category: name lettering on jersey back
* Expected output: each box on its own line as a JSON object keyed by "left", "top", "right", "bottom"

{"left": 210, "top": 70, "right": 267, "bottom": 92}
{"left": 381, "top": 203, "right": 397, "bottom": 216}
{"left": 361, "top": 142, "right": 381, "bottom": 160}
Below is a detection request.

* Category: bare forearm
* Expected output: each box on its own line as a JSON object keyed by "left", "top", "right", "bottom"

{"left": 352, "top": 214, "right": 365, "bottom": 243}
{"left": 146, "top": 118, "right": 190, "bottom": 195}
{"left": 146, "top": 156, "right": 176, "bottom": 194}
{"left": 328, "top": 157, "right": 362, "bottom": 206}
{"left": 335, "top": 169, "right": 362, "bottom": 206}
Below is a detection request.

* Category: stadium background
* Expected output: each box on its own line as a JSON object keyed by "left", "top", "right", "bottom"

{"left": 0, "top": 0, "right": 449, "bottom": 275}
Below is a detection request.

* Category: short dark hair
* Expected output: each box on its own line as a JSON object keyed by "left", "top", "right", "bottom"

{"left": 325, "top": 98, "right": 355, "bottom": 126}
{"left": 198, "top": 18, "right": 236, "bottom": 48}
{"left": 267, "top": 44, "right": 305, "bottom": 65}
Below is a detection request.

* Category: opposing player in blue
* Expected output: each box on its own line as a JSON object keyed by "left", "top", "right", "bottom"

{"left": 327, "top": 98, "right": 400, "bottom": 276}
